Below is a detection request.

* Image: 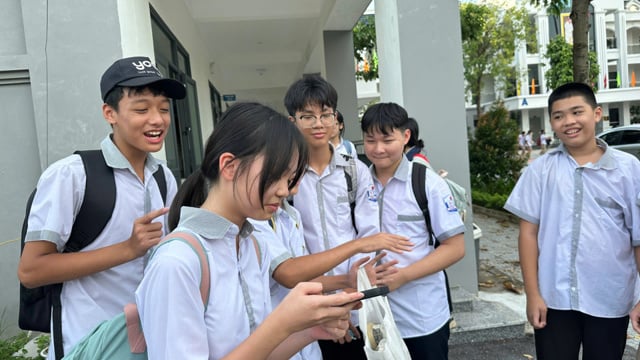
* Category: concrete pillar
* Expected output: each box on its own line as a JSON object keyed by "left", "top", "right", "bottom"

{"left": 324, "top": 30, "right": 360, "bottom": 143}
{"left": 615, "top": 10, "right": 629, "bottom": 88}
{"left": 537, "top": 12, "right": 550, "bottom": 93}
{"left": 622, "top": 101, "right": 631, "bottom": 126}
{"left": 375, "top": 0, "right": 477, "bottom": 293}
{"left": 594, "top": 8, "right": 608, "bottom": 90}
{"left": 522, "top": 109, "right": 531, "bottom": 133}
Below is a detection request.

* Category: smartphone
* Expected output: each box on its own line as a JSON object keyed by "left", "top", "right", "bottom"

{"left": 339, "top": 286, "right": 390, "bottom": 306}
{"left": 360, "top": 286, "right": 390, "bottom": 300}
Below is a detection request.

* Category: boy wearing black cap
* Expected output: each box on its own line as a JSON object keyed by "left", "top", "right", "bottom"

{"left": 18, "top": 56, "right": 185, "bottom": 360}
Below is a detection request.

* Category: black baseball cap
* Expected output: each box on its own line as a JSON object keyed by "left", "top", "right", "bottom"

{"left": 100, "top": 56, "right": 186, "bottom": 101}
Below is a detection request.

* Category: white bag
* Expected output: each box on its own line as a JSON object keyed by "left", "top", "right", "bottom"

{"left": 357, "top": 267, "right": 411, "bottom": 360}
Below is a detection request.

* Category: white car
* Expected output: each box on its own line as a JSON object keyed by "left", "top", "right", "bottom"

{"left": 597, "top": 124, "right": 640, "bottom": 160}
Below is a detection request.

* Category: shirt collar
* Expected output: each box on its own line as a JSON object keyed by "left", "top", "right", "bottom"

{"left": 100, "top": 135, "right": 162, "bottom": 173}
{"left": 549, "top": 137, "right": 617, "bottom": 169}
{"left": 177, "top": 207, "right": 254, "bottom": 239}
{"left": 369, "top": 155, "right": 410, "bottom": 183}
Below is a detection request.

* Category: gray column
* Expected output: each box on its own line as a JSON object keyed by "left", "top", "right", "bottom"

{"left": 375, "top": 0, "right": 478, "bottom": 293}
{"left": 594, "top": 8, "right": 608, "bottom": 90}
{"left": 22, "top": 0, "right": 123, "bottom": 168}
{"left": 324, "top": 30, "right": 360, "bottom": 143}
{"left": 615, "top": 10, "right": 629, "bottom": 88}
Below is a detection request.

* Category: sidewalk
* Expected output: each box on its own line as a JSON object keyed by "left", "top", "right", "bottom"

{"left": 452, "top": 208, "right": 639, "bottom": 359}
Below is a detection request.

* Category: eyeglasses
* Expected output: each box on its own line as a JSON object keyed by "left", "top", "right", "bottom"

{"left": 296, "top": 112, "right": 336, "bottom": 127}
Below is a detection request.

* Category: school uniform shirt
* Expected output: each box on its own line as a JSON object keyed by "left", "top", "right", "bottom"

{"left": 137, "top": 207, "right": 271, "bottom": 360}
{"left": 293, "top": 148, "right": 379, "bottom": 278}
{"left": 505, "top": 139, "right": 640, "bottom": 318}
{"left": 24, "top": 136, "right": 177, "bottom": 359}
{"left": 371, "top": 156, "right": 465, "bottom": 338}
{"left": 250, "top": 202, "right": 323, "bottom": 360}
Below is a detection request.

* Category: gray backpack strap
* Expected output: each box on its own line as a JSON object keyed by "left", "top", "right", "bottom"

{"left": 340, "top": 154, "right": 358, "bottom": 232}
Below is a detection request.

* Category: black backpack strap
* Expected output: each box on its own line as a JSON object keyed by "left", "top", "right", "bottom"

{"left": 51, "top": 150, "right": 116, "bottom": 359}
{"left": 66, "top": 150, "right": 116, "bottom": 252}
{"left": 51, "top": 283, "right": 63, "bottom": 360}
{"left": 411, "top": 162, "right": 452, "bottom": 312}
{"left": 152, "top": 165, "right": 167, "bottom": 205}
{"left": 412, "top": 162, "right": 437, "bottom": 246}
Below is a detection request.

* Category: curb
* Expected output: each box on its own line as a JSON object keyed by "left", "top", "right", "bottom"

{"left": 472, "top": 205, "right": 519, "bottom": 224}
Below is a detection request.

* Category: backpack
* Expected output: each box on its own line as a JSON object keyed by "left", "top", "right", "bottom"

{"left": 19, "top": 150, "right": 167, "bottom": 360}
{"left": 64, "top": 232, "right": 264, "bottom": 360}
{"left": 410, "top": 161, "right": 468, "bottom": 313}
{"left": 63, "top": 231, "right": 208, "bottom": 360}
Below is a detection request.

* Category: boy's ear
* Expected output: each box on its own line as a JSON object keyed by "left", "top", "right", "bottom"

{"left": 594, "top": 106, "right": 603, "bottom": 123}
{"left": 102, "top": 103, "right": 117, "bottom": 125}
{"left": 402, "top": 128, "right": 411, "bottom": 146}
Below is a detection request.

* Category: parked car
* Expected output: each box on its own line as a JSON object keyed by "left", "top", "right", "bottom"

{"left": 596, "top": 124, "right": 640, "bottom": 160}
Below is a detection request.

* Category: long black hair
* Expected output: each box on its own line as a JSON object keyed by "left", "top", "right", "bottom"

{"left": 168, "top": 102, "right": 308, "bottom": 230}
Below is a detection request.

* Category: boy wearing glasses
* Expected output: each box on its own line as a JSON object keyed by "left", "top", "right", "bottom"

{"left": 284, "top": 74, "right": 381, "bottom": 360}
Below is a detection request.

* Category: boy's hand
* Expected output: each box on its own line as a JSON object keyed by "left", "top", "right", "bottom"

{"left": 526, "top": 294, "right": 547, "bottom": 329}
{"left": 127, "top": 207, "right": 169, "bottom": 258}
{"left": 357, "top": 233, "right": 413, "bottom": 254}
{"left": 347, "top": 252, "right": 399, "bottom": 289}
{"left": 375, "top": 266, "right": 407, "bottom": 292}
{"left": 630, "top": 301, "right": 640, "bottom": 334}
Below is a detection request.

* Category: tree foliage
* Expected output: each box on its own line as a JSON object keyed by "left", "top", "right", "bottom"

{"left": 468, "top": 102, "right": 526, "bottom": 195}
{"left": 530, "top": 0, "right": 593, "bottom": 84}
{"left": 460, "top": 2, "right": 530, "bottom": 119}
{"left": 544, "top": 35, "right": 599, "bottom": 90}
{"left": 353, "top": 15, "right": 378, "bottom": 81}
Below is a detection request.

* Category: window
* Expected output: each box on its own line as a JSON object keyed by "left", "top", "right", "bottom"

{"left": 607, "top": 28, "right": 617, "bottom": 49}
{"left": 151, "top": 6, "right": 203, "bottom": 180}
{"left": 209, "top": 82, "right": 222, "bottom": 127}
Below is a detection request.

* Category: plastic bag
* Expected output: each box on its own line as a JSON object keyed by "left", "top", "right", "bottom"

{"left": 357, "top": 267, "right": 411, "bottom": 360}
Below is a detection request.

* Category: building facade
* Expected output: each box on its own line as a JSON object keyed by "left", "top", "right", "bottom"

{"left": 466, "top": 0, "right": 640, "bottom": 138}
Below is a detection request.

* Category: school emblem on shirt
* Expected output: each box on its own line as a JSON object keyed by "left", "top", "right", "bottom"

{"left": 443, "top": 194, "right": 458, "bottom": 213}
{"left": 366, "top": 184, "right": 378, "bottom": 202}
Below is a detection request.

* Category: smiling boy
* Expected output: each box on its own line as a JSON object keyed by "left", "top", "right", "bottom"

{"left": 361, "top": 102, "right": 465, "bottom": 359}
{"left": 505, "top": 82, "right": 640, "bottom": 359}
{"left": 18, "top": 56, "right": 185, "bottom": 359}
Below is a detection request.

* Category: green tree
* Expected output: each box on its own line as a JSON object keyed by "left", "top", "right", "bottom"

{"left": 468, "top": 102, "right": 526, "bottom": 197}
{"left": 530, "top": 0, "right": 592, "bottom": 84}
{"left": 544, "top": 35, "right": 599, "bottom": 90}
{"left": 460, "top": 3, "right": 529, "bottom": 119}
{"left": 353, "top": 15, "right": 378, "bottom": 81}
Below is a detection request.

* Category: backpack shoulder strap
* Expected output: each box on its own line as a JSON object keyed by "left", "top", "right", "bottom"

{"left": 66, "top": 150, "right": 116, "bottom": 252}
{"left": 411, "top": 161, "right": 438, "bottom": 247}
{"left": 152, "top": 165, "right": 167, "bottom": 205}
{"left": 340, "top": 154, "right": 358, "bottom": 232}
{"left": 160, "top": 232, "right": 211, "bottom": 307}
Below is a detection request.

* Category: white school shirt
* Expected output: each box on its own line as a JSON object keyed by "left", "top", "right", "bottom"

{"left": 293, "top": 147, "right": 379, "bottom": 278}
{"left": 504, "top": 139, "right": 640, "bottom": 318}
{"left": 137, "top": 207, "right": 271, "bottom": 360}
{"left": 371, "top": 156, "right": 465, "bottom": 338}
{"left": 250, "top": 202, "right": 323, "bottom": 360}
{"left": 25, "top": 136, "right": 177, "bottom": 359}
